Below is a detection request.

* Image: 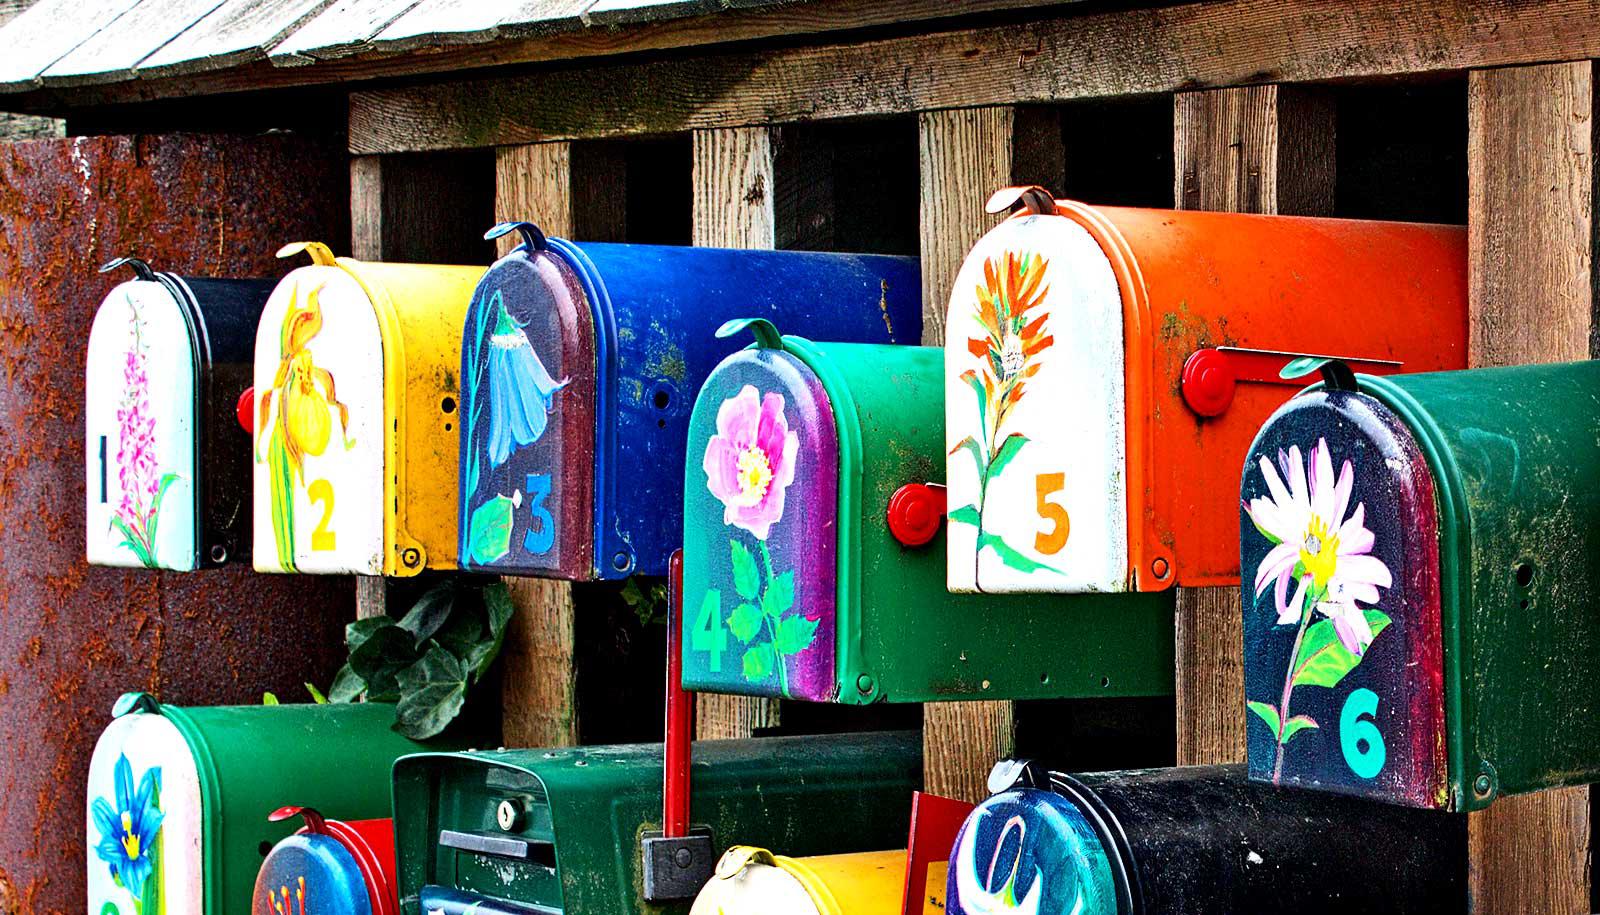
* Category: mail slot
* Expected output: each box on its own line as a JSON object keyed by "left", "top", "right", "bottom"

{"left": 681, "top": 320, "right": 1172, "bottom": 703}
{"left": 86, "top": 258, "right": 272, "bottom": 570}
{"left": 253, "top": 809, "right": 397, "bottom": 915}
{"left": 393, "top": 731, "right": 919, "bottom": 915}
{"left": 456, "top": 223, "right": 920, "bottom": 580}
{"left": 944, "top": 188, "right": 1468, "bottom": 594}
{"left": 947, "top": 761, "right": 1464, "bottom": 914}
{"left": 252, "top": 242, "right": 481, "bottom": 575}
{"left": 688, "top": 847, "right": 908, "bottom": 915}
{"left": 87, "top": 693, "right": 442, "bottom": 915}
{"left": 1240, "top": 360, "right": 1600, "bottom": 810}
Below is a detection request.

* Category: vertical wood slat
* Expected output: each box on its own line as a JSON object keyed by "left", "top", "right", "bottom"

{"left": 691, "top": 125, "right": 782, "bottom": 739}
{"left": 350, "top": 155, "right": 389, "bottom": 619}
{"left": 918, "top": 106, "right": 1016, "bottom": 803}
{"left": 1465, "top": 61, "right": 1595, "bottom": 915}
{"left": 1170, "top": 85, "right": 1336, "bottom": 768}
{"left": 494, "top": 141, "right": 582, "bottom": 748}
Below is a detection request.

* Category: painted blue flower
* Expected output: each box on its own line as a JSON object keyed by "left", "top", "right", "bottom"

{"left": 91, "top": 754, "right": 163, "bottom": 900}
{"left": 486, "top": 292, "right": 568, "bottom": 467}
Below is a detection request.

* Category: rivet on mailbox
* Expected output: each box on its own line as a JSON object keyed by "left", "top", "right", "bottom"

{"left": 86, "top": 258, "right": 273, "bottom": 570}
{"left": 944, "top": 188, "right": 1470, "bottom": 595}
{"left": 252, "top": 242, "right": 482, "bottom": 575}
{"left": 1241, "top": 360, "right": 1600, "bottom": 810}
{"left": 456, "top": 222, "right": 922, "bottom": 580}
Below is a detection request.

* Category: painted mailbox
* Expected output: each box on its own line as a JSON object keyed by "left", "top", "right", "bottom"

{"left": 688, "top": 847, "right": 909, "bottom": 915}
{"left": 86, "top": 258, "right": 272, "bottom": 570}
{"left": 946, "top": 761, "right": 1464, "bottom": 915}
{"left": 944, "top": 188, "right": 1468, "bottom": 595}
{"left": 252, "top": 242, "right": 480, "bottom": 576}
{"left": 681, "top": 320, "right": 1172, "bottom": 704}
{"left": 1240, "top": 360, "right": 1600, "bottom": 810}
{"left": 456, "top": 222, "right": 920, "bottom": 580}
{"left": 253, "top": 809, "right": 397, "bottom": 915}
{"left": 87, "top": 694, "right": 439, "bottom": 915}
{"left": 392, "top": 731, "right": 919, "bottom": 915}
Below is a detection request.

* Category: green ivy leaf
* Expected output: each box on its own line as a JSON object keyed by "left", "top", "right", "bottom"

{"left": 775, "top": 615, "right": 819, "bottom": 655}
{"left": 327, "top": 664, "right": 365, "bottom": 703}
{"left": 1291, "top": 610, "right": 1392, "bottom": 689}
{"left": 304, "top": 682, "right": 328, "bottom": 704}
{"left": 1281, "top": 715, "right": 1320, "bottom": 743}
{"left": 731, "top": 540, "right": 760, "bottom": 601}
{"left": 349, "top": 623, "right": 421, "bottom": 702}
{"left": 948, "top": 504, "right": 981, "bottom": 528}
{"left": 262, "top": 692, "right": 279, "bottom": 706}
{"left": 1247, "top": 700, "right": 1282, "bottom": 739}
{"left": 475, "top": 581, "right": 516, "bottom": 679}
{"left": 741, "top": 642, "right": 775, "bottom": 682}
{"left": 345, "top": 616, "right": 391, "bottom": 654}
{"left": 762, "top": 571, "right": 795, "bottom": 618}
{"left": 394, "top": 647, "right": 468, "bottom": 740}
{"left": 987, "top": 433, "right": 1030, "bottom": 480}
{"left": 728, "top": 602, "right": 763, "bottom": 643}
{"left": 466, "top": 495, "right": 515, "bottom": 565}
{"left": 398, "top": 582, "right": 456, "bottom": 646}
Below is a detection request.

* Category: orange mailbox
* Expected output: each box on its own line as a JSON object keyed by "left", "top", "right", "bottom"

{"left": 944, "top": 187, "right": 1468, "bottom": 594}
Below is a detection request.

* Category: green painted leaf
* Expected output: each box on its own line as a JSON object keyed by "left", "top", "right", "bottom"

{"left": 949, "top": 436, "right": 985, "bottom": 475}
{"left": 466, "top": 495, "right": 515, "bottom": 565}
{"left": 304, "top": 682, "right": 328, "bottom": 704}
{"left": 327, "top": 664, "right": 365, "bottom": 703}
{"left": 1291, "top": 610, "right": 1392, "bottom": 689}
{"left": 977, "top": 531, "right": 1064, "bottom": 576}
{"left": 144, "top": 472, "right": 181, "bottom": 548}
{"left": 762, "top": 571, "right": 795, "bottom": 617}
{"left": 775, "top": 615, "right": 820, "bottom": 655}
{"left": 987, "top": 433, "right": 1030, "bottom": 480}
{"left": 398, "top": 582, "right": 456, "bottom": 646}
{"left": 729, "top": 602, "right": 763, "bottom": 643}
{"left": 742, "top": 642, "right": 775, "bottom": 682}
{"left": 731, "top": 540, "right": 760, "bottom": 601}
{"left": 949, "top": 504, "right": 981, "bottom": 528}
{"left": 961, "top": 373, "right": 988, "bottom": 439}
{"left": 1247, "top": 700, "right": 1282, "bottom": 739}
{"left": 395, "top": 647, "right": 469, "bottom": 740}
{"left": 1282, "top": 715, "right": 1320, "bottom": 743}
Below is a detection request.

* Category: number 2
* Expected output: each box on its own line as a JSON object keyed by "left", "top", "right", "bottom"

{"left": 1034, "top": 472, "right": 1070, "bottom": 555}
{"left": 523, "top": 473, "right": 555, "bottom": 555}
{"left": 690, "top": 589, "right": 726, "bottom": 673}
{"left": 308, "top": 479, "right": 336, "bottom": 551}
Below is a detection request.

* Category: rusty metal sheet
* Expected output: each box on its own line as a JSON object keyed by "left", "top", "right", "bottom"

{"left": 0, "top": 131, "right": 353, "bottom": 915}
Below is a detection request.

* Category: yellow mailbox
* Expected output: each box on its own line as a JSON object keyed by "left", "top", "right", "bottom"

{"left": 252, "top": 242, "right": 479, "bottom": 575}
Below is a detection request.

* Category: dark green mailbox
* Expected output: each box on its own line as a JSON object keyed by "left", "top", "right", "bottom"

{"left": 1239, "top": 360, "right": 1600, "bottom": 810}
{"left": 392, "top": 731, "right": 920, "bottom": 915}
{"left": 679, "top": 320, "right": 1173, "bottom": 704}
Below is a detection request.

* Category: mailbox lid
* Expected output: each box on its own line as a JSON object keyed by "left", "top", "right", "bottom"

{"left": 946, "top": 787, "right": 1120, "bottom": 915}
{"left": 944, "top": 212, "right": 1128, "bottom": 595}
{"left": 1240, "top": 385, "right": 1448, "bottom": 808}
{"left": 86, "top": 278, "right": 201, "bottom": 570}
{"left": 682, "top": 336, "right": 840, "bottom": 701}
{"left": 458, "top": 235, "right": 596, "bottom": 579}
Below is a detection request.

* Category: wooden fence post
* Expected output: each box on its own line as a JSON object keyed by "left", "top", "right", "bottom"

{"left": 1170, "top": 85, "right": 1336, "bottom": 768}
{"left": 1465, "top": 61, "right": 1595, "bottom": 915}
{"left": 691, "top": 126, "right": 784, "bottom": 739}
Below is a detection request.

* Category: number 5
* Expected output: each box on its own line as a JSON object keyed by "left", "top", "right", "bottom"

{"left": 1034, "top": 472, "right": 1069, "bottom": 555}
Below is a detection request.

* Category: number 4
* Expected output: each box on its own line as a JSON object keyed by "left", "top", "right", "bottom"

{"left": 690, "top": 589, "right": 726, "bottom": 673}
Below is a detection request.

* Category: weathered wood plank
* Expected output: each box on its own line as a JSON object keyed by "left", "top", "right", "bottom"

{"left": 343, "top": 0, "right": 1600, "bottom": 154}
{"left": 920, "top": 106, "right": 1015, "bottom": 802}
{"left": 1171, "top": 84, "right": 1335, "bottom": 769}
{"left": 691, "top": 124, "right": 781, "bottom": 739}
{"left": 271, "top": 0, "right": 417, "bottom": 63}
{"left": 137, "top": 0, "right": 334, "bottom": 76}
{"left": 39, "top": 0, "right": 225, "bottom": 86}
{"left": 1465, "top": 60, "right": 1594, "bottom": 914}
{"left": 0, "top": 0, "right": 143, "bottom": 90}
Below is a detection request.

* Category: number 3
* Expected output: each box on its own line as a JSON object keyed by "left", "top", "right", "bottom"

{"left": 523, "top": 473, "right": 556, "bottom": 555}
{"left": 1034, "top": 472, "right": 1070, "bottom": 555}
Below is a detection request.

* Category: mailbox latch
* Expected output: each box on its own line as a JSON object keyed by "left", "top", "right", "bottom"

{"left": 641, "top": 828, "right": 715, "bottom": 901}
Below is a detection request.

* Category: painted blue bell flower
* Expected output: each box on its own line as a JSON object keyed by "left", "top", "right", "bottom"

{"left": 487, "top": 293, "right": 568, "bottom": 467}
{"left": 91, "top": 753, "right": 163, "bottom": 901}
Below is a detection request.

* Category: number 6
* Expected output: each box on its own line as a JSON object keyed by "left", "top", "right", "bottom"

{"left": 1340, "top": 688, "right": 1386, "bottom": 779}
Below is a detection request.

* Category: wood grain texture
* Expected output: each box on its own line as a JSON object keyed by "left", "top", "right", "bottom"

{"left": 495, "top": 141, "right": 573, "bottom": 254}
{"left": 691, "top": 124, "right": 780, "bottom": 739}
{"left": 338, "top": 0, "right": 1600, "bottom": 154}
{"left": 0, "top": 0, "right": 142, "bottom": 88}
{"left": 137, "top": 0, "right": 332, "bottom": 76}
{"left": 1465, "top": 60, "right": 1594, "bottom": 915}
{"left": 920, "top": 107, "right": 1016, "bottom": 800}
{"left": 1172, "top": 85, "right": 1333, "bottom": 767}
{"left": 39, "top": 0, "right": 227, "bottom": 85}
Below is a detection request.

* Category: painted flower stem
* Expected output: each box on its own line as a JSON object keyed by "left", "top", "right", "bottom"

{"left": 757, "top": 539, "right": 789, "bottom": 697}
{"left": 1272, "top": 597, "right": 1315, "bottom": 783}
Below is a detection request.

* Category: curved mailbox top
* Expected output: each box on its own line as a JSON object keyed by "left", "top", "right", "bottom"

{"left": 86, "top": 261, "right": 273, "bottom": 570}
{"left": 946, "top": 786, "right": 1120, "bottom": 915}
{"left": 253, "top": 243, "right": 479, "bottom": 576}
{"left": 458, "top": 225, "right": 920, "bottom": 580}
{"left": 947, "top": 194, "right": 1468, "bottom": 595}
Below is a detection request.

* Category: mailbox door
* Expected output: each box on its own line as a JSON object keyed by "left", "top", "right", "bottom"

{"left": 86, "top": 279, "right": 200, "bottom": 570}
{"left": 252, "top": 267, "right": 385, "bottom": 574}
{"left": 682, "top": 344, "right": 840, "bottom": 702}
{"left": 86, "top": 711, "right": 204, "bottom": 914}
{"left": 1240, "top": 387, "right": 1447, "bottom": 808}
{"left": 946, "top": 788, "right": 1119, "bottom": 915}
{"left": 459, "top": 246, "right": 595, "bottom": 578}
{"left": 944, "top": 213, "right": 1128, "bottom": 594}
{"left": 253, "top": 834, "right": 372, "bottom": 915}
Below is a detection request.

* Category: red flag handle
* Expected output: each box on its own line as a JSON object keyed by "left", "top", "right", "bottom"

{"left": 663, "top": 550, "right": 693, "bottom": 837}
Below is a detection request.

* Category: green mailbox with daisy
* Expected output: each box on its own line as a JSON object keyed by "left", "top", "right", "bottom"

{"left": 1240, "top": 359, "right": 1600, "bottom": 810}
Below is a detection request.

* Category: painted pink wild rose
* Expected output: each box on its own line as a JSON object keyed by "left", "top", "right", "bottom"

{"left": 703, "top": 384, "right": 799, "bottom": 540}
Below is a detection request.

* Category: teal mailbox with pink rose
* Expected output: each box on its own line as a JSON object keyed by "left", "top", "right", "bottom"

{"left": 680, "top": 320, "right": 1174, "bottom": 704}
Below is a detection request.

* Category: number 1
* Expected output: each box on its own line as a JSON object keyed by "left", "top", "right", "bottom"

{"left": 98, "top": 435, "right": 108, "bottom": 504}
